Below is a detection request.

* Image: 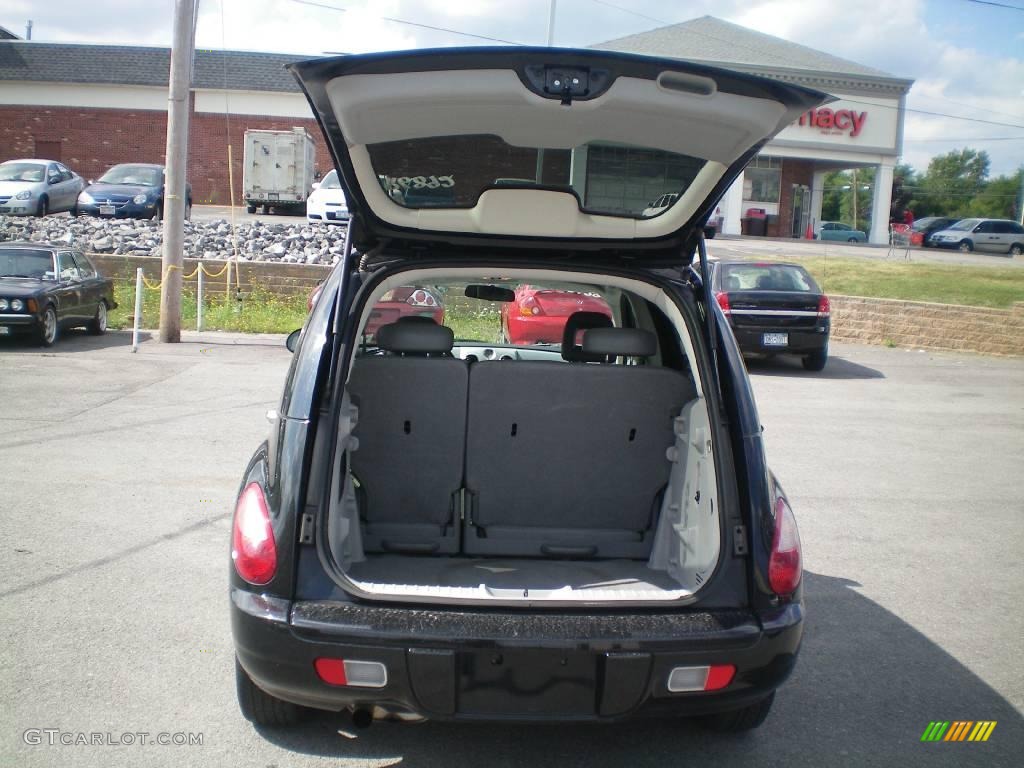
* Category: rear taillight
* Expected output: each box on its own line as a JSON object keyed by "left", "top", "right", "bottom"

{"left": 715, "top": 291, "right": 731, "bottom": 316}
{"left": 231, "top": 483, "right": 277, "bottom": 585}
{"left": 817, "top": 295, "right": 831, "bottom": 318}
{"left": 768, "top": 496, "right": 802, "bottom": 596}
{"left": 667, "top": 664, "right": 736, "bottom": 692}
{"left": 519, "top": 296, "right": 543, "bottom": 316}
{"left": 406, "top": 289, "right": 438, "bottom": 308}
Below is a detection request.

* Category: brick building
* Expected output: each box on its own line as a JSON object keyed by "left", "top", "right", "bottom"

{"left": 0, "top": 16, "right": 911, "bottom": 241}
{"left": 0, "top": 42, "right": 327, "bottom": 207}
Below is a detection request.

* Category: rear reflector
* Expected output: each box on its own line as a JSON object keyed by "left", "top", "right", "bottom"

{"left": 667, "top": 664, "right": 736, "bottom": 692}
{"left": 314, "top": 658, "right": 388, "bottom": 688}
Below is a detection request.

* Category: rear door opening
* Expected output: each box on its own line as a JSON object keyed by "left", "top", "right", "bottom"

{"left": 317, "top": 267, "right": 727, "bottom": 606}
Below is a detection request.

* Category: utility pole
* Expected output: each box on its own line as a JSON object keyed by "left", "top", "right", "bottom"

{"left": 159, "top": 0, "right": 197, "bottom": 343}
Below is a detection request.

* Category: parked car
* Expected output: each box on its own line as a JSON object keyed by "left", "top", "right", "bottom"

{"left": 909, "top": 216, "right": 960, "bottom": 247}
{"left": 76, "top": 163, "right": 191, "bottom": 221}
{"left": 927, "top": 218, "right": 1024, "bottom": 255}
{"left": 308, "top": 280, "right": 444, "bottom": 336}
{"left": 306, "top": 170, "right": 349, "bottom": 225}
{"left": 0, "top": 159, "right": 84, "bottom": 217}
{"left": 500, "top": 284, "right": 612, "bottom": 345}
{"left": 712, "top": 261, "right": 830, "bottom": 371}
{"left": 817, "top": 221, "right": 867, "bottom": 242}
{"left": 0, "top": 242, "right": 116, "bottom": 346}
{"left": 231, "top": 48, "right": 820, "bottom": 734}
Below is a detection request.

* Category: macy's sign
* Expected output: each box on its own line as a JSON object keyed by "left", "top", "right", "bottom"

{"left": 796, "top": 108, "right": 868, "bottom": 137}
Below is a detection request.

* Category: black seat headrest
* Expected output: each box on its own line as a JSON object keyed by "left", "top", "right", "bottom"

{"left": 582, "top": 327, "right": 657, "bottom": 359}
{"left": 395, "top": 315, "right": 438, "bottom": 325}
{"left": 377, "top": 322, "right": 454, "bottom": 354}
{"left": 561, "top": 311, "right": 614, "bottom": 362}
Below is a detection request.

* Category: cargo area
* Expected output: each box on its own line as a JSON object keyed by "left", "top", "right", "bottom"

{"left": 322, "top": 270, "right": 724, "bottom": 605}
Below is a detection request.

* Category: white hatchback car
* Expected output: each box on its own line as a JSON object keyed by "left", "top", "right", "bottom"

{"left": 306, "top": 169, "right": 349, "bottom": 225}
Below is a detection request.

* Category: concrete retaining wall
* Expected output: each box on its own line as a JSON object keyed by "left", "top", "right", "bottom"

{"left": 831, "top": 295, "right": 1024, "bottom": 356}
{"left": 91, "top": 253, "right": 330, "bottom": 297}
{"left": 89, "top": 254, "right": 1024, "bottom": 355}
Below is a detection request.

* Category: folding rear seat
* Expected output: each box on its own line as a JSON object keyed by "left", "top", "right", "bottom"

{"left": 463, "top": 327, "right": 697, "bottom": 558}
{"left": 346, "top": 321, "right": 467, "bottom": 553}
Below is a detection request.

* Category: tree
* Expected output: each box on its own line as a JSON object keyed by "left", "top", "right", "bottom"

{"left": 966, "top": 168, "right": 1023, "bottom": 220}
{"left": 913, "top": 148, "right": 991, "bottom": 217}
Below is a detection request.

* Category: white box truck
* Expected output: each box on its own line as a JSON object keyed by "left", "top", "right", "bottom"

{"left": 242, "top": 127, "right": 316, "bottom": 214}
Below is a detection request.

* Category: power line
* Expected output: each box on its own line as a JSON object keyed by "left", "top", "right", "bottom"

{"left": 585, "top": 0, "right": 671, "bottom": 26}
{"left": 904, "top": 136, "right": 1024, "bottom": 142}
{"left": 285, "top": 0, "right": 527, "bottom": 45}
{"left": 964, "top": 0, "right": 1024, "bottom": 10}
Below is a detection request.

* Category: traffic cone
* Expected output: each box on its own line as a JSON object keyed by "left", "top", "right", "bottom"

{"left": 804, "top": 222, "right": 814, "bottom": 240}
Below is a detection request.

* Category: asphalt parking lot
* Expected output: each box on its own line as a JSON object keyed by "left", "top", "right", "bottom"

{"left": 1, "top": 331, "right": 1021, "bottom": 767}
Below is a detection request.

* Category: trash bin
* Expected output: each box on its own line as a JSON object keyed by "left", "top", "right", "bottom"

{"left": 744, "top": 208, "right": 767, "bottom": 237}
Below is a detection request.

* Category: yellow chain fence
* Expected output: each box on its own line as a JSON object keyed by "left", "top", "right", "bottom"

{"left": 139, "top": 261, "right": 234, "bottom": 290}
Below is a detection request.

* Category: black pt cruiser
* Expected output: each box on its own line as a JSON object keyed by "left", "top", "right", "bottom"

{"left": 231, "top": 48, "right": 821, "bottom": 733}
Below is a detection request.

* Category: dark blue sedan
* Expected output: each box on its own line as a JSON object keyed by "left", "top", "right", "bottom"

{"left": 75, "top": 163, "right": 192, "bottom": 221}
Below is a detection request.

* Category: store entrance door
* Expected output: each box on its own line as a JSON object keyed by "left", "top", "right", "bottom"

{"left": 791, "top": 184, "right": 810, "bottom": 238}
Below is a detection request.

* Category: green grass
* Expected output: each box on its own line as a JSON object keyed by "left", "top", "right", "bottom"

{"left": 105, "top": 255, "right": 1024, "bottom": 336}
{"left": 754, "top": 256, "right": 1024, "bottom": 309}
{"left": 107, "top": 280, "right": 309, "bottom": 334}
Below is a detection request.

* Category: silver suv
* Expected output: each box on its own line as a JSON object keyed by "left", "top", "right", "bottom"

{"left": 929, "top": 218, "right": 1024, "bottom": 255}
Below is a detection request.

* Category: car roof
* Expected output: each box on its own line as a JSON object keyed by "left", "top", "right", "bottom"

{"left": 106, "top": 162, "right": 164, "bottom": 170}
{"left": 0, "top": 159, "right": 54, "bottom": 165}
{"left": 716, "top": 260, "right": 806, "bottom": 269}
{"left": 0, "top": 241, "right": 64, "bottom": 249}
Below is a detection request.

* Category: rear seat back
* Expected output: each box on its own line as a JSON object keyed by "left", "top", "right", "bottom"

{"left": 464, "top": 328, "right": 696, "bottom": 558}
{"left": 347, "top": 322, "right": 466, "bottom": 553}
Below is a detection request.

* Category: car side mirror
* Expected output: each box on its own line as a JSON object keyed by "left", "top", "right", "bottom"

{"left": 286, "top": 329, "right": 301, "bottom": 353}
{"left": 973, "top": 226, "right": 983, "bottom": 233}
{"left": 49, "top": 177, "right": 60, "bottom": 185}
{"left": 311, "top": 182, "right": 321, "bottom": 191}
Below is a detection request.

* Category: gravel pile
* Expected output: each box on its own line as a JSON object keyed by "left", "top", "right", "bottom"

{"left": 0, "top": 215, "right": 347, "bottom": 265}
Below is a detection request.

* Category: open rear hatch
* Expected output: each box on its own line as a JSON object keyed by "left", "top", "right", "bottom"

{"left": 289, "top": 48, "right": 826, "bottom": 261}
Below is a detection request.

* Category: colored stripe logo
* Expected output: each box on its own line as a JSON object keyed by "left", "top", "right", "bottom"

{"left": 921, "top": 721, "right": 996, "bottom": 742}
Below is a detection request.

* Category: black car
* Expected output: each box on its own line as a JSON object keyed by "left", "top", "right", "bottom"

{"left": 231, "top": 48, "right": 820, "bottom": 734}
{"left": 0, "top": 242, "right": 117, "bottom": 346}
{"left": 76, "top": 163, "right": 192, "bottom": 221}
{"left": 712, "top": 261, "right": 830, "bottom": 371}
{"left": 911, "top": 216, "right": 959, "bottom": 247}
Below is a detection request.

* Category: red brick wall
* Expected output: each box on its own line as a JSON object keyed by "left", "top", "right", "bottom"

{"left": 0, "top": 102, "right": 330, "bottom": 206}
{"left": 766, "top": 158, "right": 815, "bottom": 237}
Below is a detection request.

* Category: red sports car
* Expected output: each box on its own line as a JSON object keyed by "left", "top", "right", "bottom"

{"left": 309, "top": 283, "right": 444, "bottom": 338}
{"left": 500, "top": 285, "right": 612, "bottom": 345}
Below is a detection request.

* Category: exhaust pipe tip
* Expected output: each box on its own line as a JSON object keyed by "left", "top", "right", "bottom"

{"left": 351, "top": 708, "right": 373, "bottom": 729}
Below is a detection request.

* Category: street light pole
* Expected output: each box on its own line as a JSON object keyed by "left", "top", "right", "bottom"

{"left": 159, "top": 0, "right": 197, "bottom": 343}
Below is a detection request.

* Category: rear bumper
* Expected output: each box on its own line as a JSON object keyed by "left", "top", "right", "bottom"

{"left": 232, "top": 594, "right": 803, "bottom": 721}
{"left": 506, "top": 314, "right": 569, "bottom": 344}
{"left": 730, "top": 323, "right": 829, "bottom": 355}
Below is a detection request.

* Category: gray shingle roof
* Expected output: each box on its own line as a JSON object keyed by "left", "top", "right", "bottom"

{"left": 594, "top": 16, "right": 901, "bottom": 82}
{"left": 0, "top": 41, "right": 305, "bottom": 92}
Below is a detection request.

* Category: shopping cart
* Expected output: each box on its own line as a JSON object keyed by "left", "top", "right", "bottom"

{"left": 888, "top": 223, "right": 912, "bottom": 259}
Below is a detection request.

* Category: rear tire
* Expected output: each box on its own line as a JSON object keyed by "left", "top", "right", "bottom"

{"left": 235, "top": 658, "right": 306, "bottom": 727}
{"left": 184, "top": 201, "right": 192, "bottom": 221}
{"left": 1010, "top": 243, "right": 1023, "bottom": 256}
{"left": 802, "top": 347, "right": 828, "bottom": 371}
{"left": 87, "top": 301, "right": 108, "bottom": 335}
{"left": 699, "top": 692, "right": 775, "bottom": 732}
{"left": 246, "top": 204, "right": 257, "bottom": 214}
{"left": 36, "top": 196, "right": 49, "bottom": 217}
{"left": 847, "top": 237, "right": 858, "bottom": 243}
{"left": 958, "top": 240, "right": 973, "bottom": 253}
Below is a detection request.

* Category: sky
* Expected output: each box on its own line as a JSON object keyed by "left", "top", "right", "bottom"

{"left": 2, "top": 0, "right": 1023, "bottom": 175}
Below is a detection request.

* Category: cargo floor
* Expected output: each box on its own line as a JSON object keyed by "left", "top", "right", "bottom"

{"left": 347, "top": 555, "right": 682, "bottom": 593}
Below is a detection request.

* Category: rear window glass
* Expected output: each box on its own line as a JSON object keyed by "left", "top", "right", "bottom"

{"left": 358, "top": 278, "right": 613, "bottom": 348}
{"left": 366, "top": 134, "right": 706, "bottom": 218}
{"left": 721, "top": 264, "right": 818, "bottom": 292}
